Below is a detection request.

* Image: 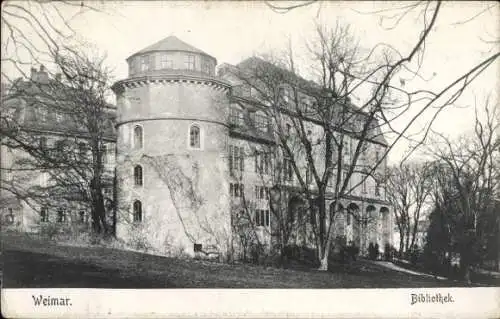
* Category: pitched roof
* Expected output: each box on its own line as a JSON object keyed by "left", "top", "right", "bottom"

{"left": 127, "top": 36, "right": 215, "bottom": 61}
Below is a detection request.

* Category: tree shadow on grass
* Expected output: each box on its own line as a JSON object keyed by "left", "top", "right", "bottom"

{"left": 2, "top": 249, "right": 174, "bottom": 288}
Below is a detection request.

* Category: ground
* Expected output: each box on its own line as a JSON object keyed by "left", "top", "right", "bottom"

{"left": 0, "top": 231, "right": 488, "bottom": 288}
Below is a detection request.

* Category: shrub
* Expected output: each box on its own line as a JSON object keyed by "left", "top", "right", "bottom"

{"left": 368, "top": 242, "right": 379, "bottom": 260}
{"left": 340, "top": 242, "right": 359, "bottom": 262}
{"left": 384, "top": 243, "right": 396, "bottom": 261}
{"left": 39, "top": 223, "right": 62, "bottom": 240}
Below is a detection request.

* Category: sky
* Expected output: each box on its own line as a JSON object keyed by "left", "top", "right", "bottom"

{"left": 2, "top": 1, "right": 499, "bottom": 164}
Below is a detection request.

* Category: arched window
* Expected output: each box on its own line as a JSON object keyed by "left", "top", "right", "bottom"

{"left": 133, "top": 125, "right": 143, "bottom": 149}
{"left": 189, "top": 125, "right": 200, "bottom": 149}
{"left": 133, "top": 200, "right": 142, "bottom": 222}
{"left": 134, "top": 165, "right": 143, "bottom": 186}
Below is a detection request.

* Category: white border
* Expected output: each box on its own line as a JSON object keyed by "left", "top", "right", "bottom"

{"left": 2, "top": 288, "right": 499, "bottom": 318}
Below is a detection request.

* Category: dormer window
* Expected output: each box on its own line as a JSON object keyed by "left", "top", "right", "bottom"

{"left": 202, "top": 58, "right": 212, "bottom": 75}
{"left": 229, "top": 107, "right": 244, "bottom": 127}
{"left": 254, "top": 112, "right": 269, "bottom": 133}
{"left": 141, "top": 56, "right": 149, "bottom": 72}
{"left": 160, "top": 54, "right": 174, "bottom": 69}
{"left": 185, "top": 55, "right": 195, "bottom": 70}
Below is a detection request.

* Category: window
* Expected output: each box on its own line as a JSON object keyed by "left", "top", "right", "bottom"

{"left": 255, "top": 186, "right": 270, "bottom": 200}
{"left": 229, "top": 183, "right": 244, "bottom": 198}
{"left": 283, "top": 158, "right": 293, "bottom": 182}
{"left": 141, "top": 55, "right": 149, "bottom": 72}
{"left": 39, "top": 107, "right": 47, "bottom": 121}
{"left": 279, "top": 87, "right": 290, "bottom": 103}
{"left": 133, "top": 125, "right": 143, "bottom": 149}
{"left": 202, "top": 59, "right": 212, "bottom": 74}
{"left": 5, "top": 169, "right": 12, "bottom": 181}
{"left": 54, "top": 140, "right": 64, "bottom": 154}
{"left": 39, "top": 171, "right": 49, "bottom": 187}
{"left": 362, "top": 177, "right": 367, "bottom": 194}
{"left": 229, "top": 145, "right": 245, "bottom": 171}
{"left": 254, "top": 151, "right": 270, "bottom": 175}
{"left": 160, "top": 54, "right": 173, "bottom": 69}
{"left": 57, "top": 209, "right": 66, "bottom": 223}
{"left": 189, "top": 125, "right": 201, "bottom": 149}
{"left": 102, "top": 144, "right": 108, "bottom": 164}
{"left": 306, "top": 164, "right": 314, "bottom": 184}
{"left": 229, "top": 108, "right": 244, "bottom": 126}
{"left": 343, "top": 140, "right": 350, "bottom": 156}
{"left": 254, "top": 113, "right": 269, "bottom": 132}
{"left": 102, "top": 143, "right": 114, "bottom": 164}
{"left": 347, "top": 213, "right": 351, "bottom": 226}
{"left": 39, "top": 137, "right": 47, "bottom": 150}
{"left": 129, "top": 58, "right": 138, "bottom": 74}
{"left": 78, "top": 142, "right": 86, "bottom": 159}
{"left": 5, "top": 208, "right": 14, "bottom": 225}
{"left": 255, "top": 209, "right": 270, "bottom": 227}
{"left": 134, "top": 165, "right": 143, "bottom": 186}
{"left": 133, "top": 200, "right": 142, "bottom": 222}
{"left": 185, "top": 55, "right": 195, "bottom": 70}
{"left": 55, "top": 111, "right": 63, "bottom": 122}
{"left": 40, "top": 207, "right": 48, "bottom": 222}
{"left": 375, "top": 182, "right": 381, "bottom": 196}
{"left": 79, "top": 211, "right": 85, "bottom": 223}
{"left": 286, "top": 123, "right": 292, "bottom": 135}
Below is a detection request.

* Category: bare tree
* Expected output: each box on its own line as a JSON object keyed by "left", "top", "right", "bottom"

{"left": 386, "top": 161, "right": 433, "bottom": 255}
{"left": 222, "top": 22, "right": 399, "bottom": 270}
{"left": 427, "top": 100, "right": 499, "bottom": 282}
{"left": 1, "top": 0, "right": 108, "bottom": 85}
{"left": 1, "top": 46, "right": 115, "bottom": 235}
{"left": 220, "top": 1, "right": 499, "bottom": 271}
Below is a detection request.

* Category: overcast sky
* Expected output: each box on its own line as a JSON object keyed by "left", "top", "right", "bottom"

{"left": 3, "top": 1, "right": 499, "bottom": 164}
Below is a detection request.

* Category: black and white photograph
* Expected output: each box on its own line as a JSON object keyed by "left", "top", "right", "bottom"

{"left": 1, "top": 1, "right": 499, "bottom": 318}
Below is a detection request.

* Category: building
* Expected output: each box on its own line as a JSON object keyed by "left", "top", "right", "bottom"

{"left": 0, "top": 66, "right": 116, "bottom": 233}
{"left": 112, "top": 36, "right": 393, "bottom": 259}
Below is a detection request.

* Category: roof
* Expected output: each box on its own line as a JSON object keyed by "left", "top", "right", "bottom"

{"left": 127, "top": 36, "right": 216, "bottom": 61}
{"left": 231, "top": 57, "right": 389, "bottom": 146}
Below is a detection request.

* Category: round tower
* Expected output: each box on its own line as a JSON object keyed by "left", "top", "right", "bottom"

{"left": 112, "top": 36, "right": 231, "bottom": 257}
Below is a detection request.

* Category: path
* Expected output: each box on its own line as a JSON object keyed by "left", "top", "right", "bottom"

{"left": 370, "top": 260, "right": 448, "bottom": 280}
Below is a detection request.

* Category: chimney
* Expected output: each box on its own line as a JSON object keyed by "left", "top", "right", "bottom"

{"left": 30, "top": 67, "right": 38, "bottom": 81}
{"left": 37, "top": 64, "right": 49, "bottom": 83}
{"left": 55, "top": 73, "right": 62, "bottom": 81}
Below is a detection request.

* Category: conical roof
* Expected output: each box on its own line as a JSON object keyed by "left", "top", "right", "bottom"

{"left": 127, "top": 36, "right": 215, "bottom": 61}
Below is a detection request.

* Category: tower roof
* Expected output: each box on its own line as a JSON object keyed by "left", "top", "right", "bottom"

{"left": 127, "top": 36, "right": 215, "bottom": 61}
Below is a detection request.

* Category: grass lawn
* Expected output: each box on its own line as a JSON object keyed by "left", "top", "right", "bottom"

{"left": 1, "top": 231, "right": 474, "bottom": 288}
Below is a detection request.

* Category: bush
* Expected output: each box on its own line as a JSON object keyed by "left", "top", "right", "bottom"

{"left": 39, "top": 223, "right": 63, "bottom": 240}
{"left": 409, "top": 246, "right": 422, "bottom": 265}
{"left": 384, "top": 243, "right": 396, "bottom": 261}
{"left": 339, "top": 242, "right": 359, "bottom": 263}
{"left": 368, "top": 242, "right": 379, "bottom": 260}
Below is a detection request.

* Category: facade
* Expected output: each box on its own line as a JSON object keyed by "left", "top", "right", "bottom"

{"left": 0, "top": 66, "right": 116, "bottom": 233}
{"left": 1, "top": 36, "right": 393, "bottom": 260}
{"left": 112, "top": 36, "right": 393, "bottom": 258}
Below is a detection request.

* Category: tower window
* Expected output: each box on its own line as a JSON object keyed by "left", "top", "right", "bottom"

{"left": 185, "top": 55, "right": 195, "bottom": 70}
{"left": 133, "top": 200, "right": 142, "bottom": 222}
{"left": 189, "top": 125, "right": 200, "bottom": 149}
{"left": 160, "top": 54, "right": 174, "bottom": 69}
{"left": 134, "top": 165, "right": 143, "bottom": 186}
{"left": 133, "top": 125, "right": 143, "bottom": 149}
{"left": 141, "top": 55, "right": 149, "bottom": 72}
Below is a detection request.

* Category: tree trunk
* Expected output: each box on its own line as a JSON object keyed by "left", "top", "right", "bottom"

{"left": 319, "top": 253, "right": 329, "bottom": 271}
